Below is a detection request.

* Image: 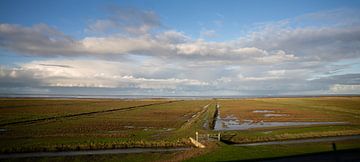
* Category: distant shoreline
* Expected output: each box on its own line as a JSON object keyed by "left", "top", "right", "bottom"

{"left": 0, "top": 93, "right": 359, "bottom": 99}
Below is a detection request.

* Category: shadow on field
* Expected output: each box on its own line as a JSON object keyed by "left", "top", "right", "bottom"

{"left": 219, "top": 134, "right": 237, "bottom": 144}
{"left": 222, "top": 148, "right": 360, "bottom": 162}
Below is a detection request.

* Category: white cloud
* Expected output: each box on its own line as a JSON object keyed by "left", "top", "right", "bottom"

{"left": 4, "top": 60, "right": 209, "bottom": 90}
{"left": 80, "top": 36, "right": 161, "bottom": 54}
{"left": 330, "top": 84, "right": 360, "bottom": 94}
{"left": 0, "top": 23, "right": 299, "bottom": 65}
{"left": 237, "top": 74, "right": 281, "bottom": 81}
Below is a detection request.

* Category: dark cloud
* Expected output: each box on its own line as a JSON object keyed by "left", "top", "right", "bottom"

{"left": 39, "top": 64, "right": 73, "bottom": 68}
{"left": 311, "top": 73, "right": 360, "bottom": 85}
{"left": 0, "top": 23, "right": 78, "bottom": 55}
{"left": 87, "top": 6, "right": 162, "bottom": 35}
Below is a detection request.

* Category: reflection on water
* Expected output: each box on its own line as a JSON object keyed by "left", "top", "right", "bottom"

{"left": 214, "top": 109, "right": 347, "bottom": 131}
{"left": 252, "top": 110, "right": 275, "bottom": 113}
{"left": 264, "top": 114, "right": 289, "bottom": 117}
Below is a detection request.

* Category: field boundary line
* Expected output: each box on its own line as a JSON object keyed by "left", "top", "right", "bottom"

{"left": 0, "top": 100, "right": 183, "bottom": 127}
{"left": 0, "top": 100, "right": 105, "bottom": 109}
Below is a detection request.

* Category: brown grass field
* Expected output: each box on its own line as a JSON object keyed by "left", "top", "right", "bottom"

{"left": 0, "top": 97, "right": 359, "bottom": 161}
{"left": 218, "top": 97, "right": 360, "bottom": 123}
{"left": 217, "top": 97, "right": 360, "bottom": 144}
{"left": 0, "top": 99, "right": 211, "bottom": 153}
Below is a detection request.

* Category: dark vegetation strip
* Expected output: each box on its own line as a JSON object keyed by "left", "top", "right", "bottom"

{"left": 233, "top": 135, "right": 360, "bottom": 146}
{"left": 0, "top": 100, "right": 182, "bottom": 127}
{"left": 1, "top": 139, "right": 191, "bottom": 154}
{"left": 0, "top": 100, "right": 104, "bottom": 109}
{"left": 226, "top": 148, "right": 360, "bottom": 162}
{"left": 0, "top": 147, "right": 192, "bottom": 159}
{"left": 210, "top": 104, "right": 219, "bottom": 130}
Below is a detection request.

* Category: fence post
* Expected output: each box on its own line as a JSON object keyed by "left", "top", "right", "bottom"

{"left": 218, "top": 133, "right": 221, "bottom": 141}
{"left": 196, "top": 132, "right": 199, "bottom": 141}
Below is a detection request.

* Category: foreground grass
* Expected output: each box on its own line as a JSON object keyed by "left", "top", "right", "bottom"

{"left": 186, "top": 139, "right": 360, "bottom": 162}
{"left": 1, "top": 152, "right": 177, "bottom": 162}
{"left": 3, "top": 139, "right": 360, "bottom": 162}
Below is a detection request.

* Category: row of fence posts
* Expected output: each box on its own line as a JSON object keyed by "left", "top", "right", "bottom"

{"left": 195, "top": 131, "right": 221, "bottom": 141}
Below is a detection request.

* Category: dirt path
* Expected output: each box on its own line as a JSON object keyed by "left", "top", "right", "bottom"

{"left": 179, "top": 103, "right": 211, "bottom": 130}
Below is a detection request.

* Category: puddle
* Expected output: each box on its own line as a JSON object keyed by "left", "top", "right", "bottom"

{"left": 0, "top": 128, "right": 6, "bottom": 132}
{"left": 214, "top": 110, "right": 348, "bottom": 131}
{"left": 253, "top": 110, "right": 275, "bottom": 113}
{"left": 264, "top": 114, "right": 288, "bottom": 117}
{"left": 161, "top": 128, "right": 174, "bottom": 131}
{"left": 262, "top": 131, "right": 273, "bottom": 134}
{"left": 108, "top": 130, "right": 120, "bottom": 133}
{"left": 223, "top": 115, "right": 238, "bottom": 120}
{"left": 203, "top": 119, "right": 209, "bottom": 129}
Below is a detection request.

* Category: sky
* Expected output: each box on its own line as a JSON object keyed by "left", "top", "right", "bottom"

{"left": 0, "top": 0, "right": 360, "bottom": 96}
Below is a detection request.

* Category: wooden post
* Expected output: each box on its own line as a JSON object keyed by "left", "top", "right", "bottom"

{"left": 196, "top": 132, "right": 198, "bottom": 141}
{"left": 218, "top": 133, "right": 221, "bottom": 141}
{"left": 332, "top": 142, "right": 337, "bottom": 151}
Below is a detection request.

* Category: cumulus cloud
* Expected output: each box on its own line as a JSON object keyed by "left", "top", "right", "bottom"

{"left": 0, "top": 60, "right": 209, "bottom": 90}
{"left": 1, "top": 7, "right": 358, "bottom": 65}
{"left": 1, "top": 58, "right": 358, "bottom": 96}
{"left": 0, "top": 23, "right": 299, "bottom": 64}
{"left": 1, "top": 8, "right": 360, "bottom": 95}
{"left": 330, "top": 84, "right": 360, "bottom": 94}
{"left": 238, "top": 9, "right": 360, "bottom": 62}
{"left": 0, "top": 23, "right": 80, "bottom": 55}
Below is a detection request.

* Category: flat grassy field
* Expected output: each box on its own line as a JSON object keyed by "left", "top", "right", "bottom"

{"left": 218, "top": 97, "right": 360, "bottom": 143}
{"left": 0, "top": 97, "right": 359, "bottom": 162}
{"left": 0, "top": 98, "right": 165, "bottom": 125}
{"left": 0, "top": 99, "right": 210, "bottom": 153}
{"left": 219, "top": 97, "right": 360, "bottom": 123}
